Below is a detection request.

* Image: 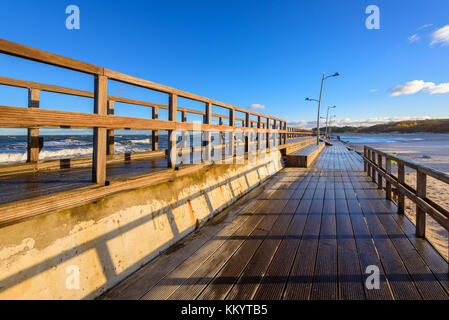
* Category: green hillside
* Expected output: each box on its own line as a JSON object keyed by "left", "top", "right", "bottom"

{"left": 312, "top": 119, "right": 449, "bottom": 133}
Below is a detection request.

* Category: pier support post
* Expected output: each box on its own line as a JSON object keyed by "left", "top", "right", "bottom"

{"left": 416, "top": 171, "right": 427, "bottom": 238}
{"left": 218, "top": 117, "right": 223, "bottom": 147}
{"left": 93, "top": 75, "right": 108, "bottom": 185}
{"left": 107, "top": 100, "right": 114, "bottom": 155}
{"left": 204, "top": 102, "right": 212, "bottom": 163}
{"left": 257, "top": 116, "right": 262, "bottom": 153}
{"left": 152, "top": 107, "right": 159, "bottom": 151}
{"left": 377, "top": 153, "right": 383, "bottom": 190}
{"left": 364, "top": 146, "right": 368, "bottom": 172}
{"left": 229, "top": 108, "right": 235, "bottom": 161}
{"left": 283, "top": 122, "right": 287, "bottom": 145}
{"left": 168, "top": 94, "right": 177, "bottom": 169}
{"left": 386, "top": 158, "right": 392, "bottom": 200}
{"left": 27, "top": 88, "right": 40, "bottom": 163}
{"left": 181, "top": 111, "right": 188, "bottom": 149}
{"left": 397, "top": 163, "right": 405, "bottom": 214}
{"left": 266, "top": 118, "right": 270, "bottom": 150}
{"left": 245, "top": 112, "right": 250, "bottom": 153}
{"left": 371, "top": 151, "right": 376, "bottom": 182}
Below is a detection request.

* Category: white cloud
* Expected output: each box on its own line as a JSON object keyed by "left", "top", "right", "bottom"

{"left": 248, "top": 104, "right": 266, "bottom": 110}
{"left": 430, "top": 25, "right": 449, "bottom": 46}
{"left": 288, "top": 116, "right": 432, "bottom": 129}
{"left": 391, "top": 80, "right": 434, "bottom": 96}
{"left": 417, "top": 24, "right": 433, "bottom": 30}
{"left": 427, "top": 83, "right": 449, "bottom": 94}
{"left": 408, "top": 33, "right": 420, "bottom": 42}
{"left": 369, "top": 89, "right": 379, "bottom": 93}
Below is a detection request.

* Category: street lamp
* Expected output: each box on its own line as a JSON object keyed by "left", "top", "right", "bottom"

{"left": 306, "top": 72, "right": 340, "bottom": 145}
{"left": 325, "top": 106, "right": 336, "bottom": 139}
{"left": 328, "top": 115, "right": 337, "bottom": 139}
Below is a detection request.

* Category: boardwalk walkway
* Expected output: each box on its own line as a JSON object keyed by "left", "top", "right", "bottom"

{"left": 101, "top": 142, "right": 449, "bottom": 300}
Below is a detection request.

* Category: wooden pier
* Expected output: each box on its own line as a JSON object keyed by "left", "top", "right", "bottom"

{"left": 0, "top": 40, "right": 448, "bottom": 300}
{"left": 101, "top": 143, "right": 449, "bottom": 300}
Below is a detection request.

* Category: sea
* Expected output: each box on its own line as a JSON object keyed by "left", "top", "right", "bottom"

{"left": 0, "top": 133, "right": 243, "bottom": 165}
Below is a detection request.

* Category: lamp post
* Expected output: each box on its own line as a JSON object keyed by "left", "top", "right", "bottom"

{"left": 325, "top": 106, "right": 336, "bottom": 139}
{"left": 329, "top": 115, "right": 337, "bottom": 139}
{"left": 306, "top": 72, "right": 339, "bottom": 145}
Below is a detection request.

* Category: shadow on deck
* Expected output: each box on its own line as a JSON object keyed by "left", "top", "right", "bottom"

{"left": 100, "top": 142, "right": 449, "bottom": 300}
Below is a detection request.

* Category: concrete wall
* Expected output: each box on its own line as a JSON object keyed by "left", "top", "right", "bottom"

{"left": 0, "top": 150, "right": 283, "bottom": 299}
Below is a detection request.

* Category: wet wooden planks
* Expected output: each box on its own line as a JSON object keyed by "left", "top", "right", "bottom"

{"left": 100, "top": 142, "right": 449, "bottom": 300}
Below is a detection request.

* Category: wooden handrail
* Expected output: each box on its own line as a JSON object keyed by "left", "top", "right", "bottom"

{"left": 0, "top": 39, "right": 309, "bottom": 188}
{"left": 363, "top": 146, "right": 449, "bottom": 238}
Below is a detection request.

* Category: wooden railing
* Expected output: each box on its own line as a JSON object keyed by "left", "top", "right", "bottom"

{"left": 0, "top": 39, "right": 311, "bottom": 185}
{"left": 363, "top": 146, "right": 449, "bottom": 238}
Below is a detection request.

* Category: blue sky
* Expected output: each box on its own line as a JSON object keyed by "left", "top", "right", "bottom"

{"left": 0, "top": 0, "right": 448, "bottom": 132}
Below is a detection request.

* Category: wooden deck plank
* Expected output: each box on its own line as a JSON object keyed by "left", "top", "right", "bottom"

{"left": 310, "top": 169, "right": 338, "bottom": 300}
{"left": 251, "top": 171, "right": 317, "bottom": 300}
{"left": 101, "top": 141, "right": 448, "bottom": 301}
{"left": 334, "top": 170, "right": 366, "bottom": 300}
{"left": 355, "top": 173, "right": 449, "bottom": 300}
{"left": 283, "top": 171, "right": 326, "bottom": 300}
{"left": 347, "top": 170, "right": 422, "bottom": 300}
{"left": 341, "top": 170, "right": 393, "bottom": 300}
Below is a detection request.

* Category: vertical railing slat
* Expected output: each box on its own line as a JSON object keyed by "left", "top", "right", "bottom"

{"left": 204, "top": 102, "right": 212, "bottom": 163}
{"left": 27, "top": 88, "right": 40, "bottom": 163}
{"left": 107, "top": 100, "right": 114, "bottom": 155}
{"left": 152, "top": 107, "right": 159, "bottom": 151}
{"left": 416, "top": 171, "right": 427, "bottom": 238}
{"left": 93, "top": 75, "right": 108, "bottom": 185}
{"left": 386, "top": 158, "right": 392, "bottom": 200}
{"left": 397, "top": 162, "right": 405, "bottom": 214}
{"left": 168, "top": 94, "right": 177, "bottom": 168}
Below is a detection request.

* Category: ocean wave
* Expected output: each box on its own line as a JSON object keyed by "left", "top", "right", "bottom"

{"left": 0, "top": 144, "right": 153, "bottom": 164}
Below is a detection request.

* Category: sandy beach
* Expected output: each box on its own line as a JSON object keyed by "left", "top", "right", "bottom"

{"left": 341, "top": 133, "right": 449, "bottom": 261}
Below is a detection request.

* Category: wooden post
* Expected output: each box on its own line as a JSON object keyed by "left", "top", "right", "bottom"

{"left": 218, "top": 116, "right": 223, "bottom": 146}
{"left": 257, "top": 116, "right": 262, "bottom": 152}
{"left": 364, "top": 146, "right": 368, "bottom": 172}
{"left": 416, "top": 171, "right": 427, "bottom": 238}
{"left": 181, "top": 110, "right": 188, "bottom": 149}
{"left": 152, "top": 107, "right": 159, "bottom": 151}
{"left": 371, "top": 151, "right": 376, "bottom": 183}
{"left": 93, "top": 75, "right": 108, "bottom": 185}
{"left": 283, "top": 122, "right": 287, "bottom": 145}
{"left": 377, "top": 153, "right": 383, "bottom": 190}
{"left": 229, "top": 108, "right": 235, "bottom": 159}
{"left": 107, "top": 100, "right": 114, "bottom": 155}
{"left": 27, "top": 88, "right": 40, "bottom": 163}
{"left": 397, "top": 163, "right": 405, "bottom": 214}
{"left": 266, "top": 118, "right": 270, "bottom": 150}
{"left": 168, "top": 94, "right": 177, "bottom": 168}
{"left": 204, "top": 102, "right": 212, "bottom": 163}
{"left": 245, "top": 112, "right": 250, "bottom": 153}
{"left": 386, "top": 158, "right": 392, "bottom": 200}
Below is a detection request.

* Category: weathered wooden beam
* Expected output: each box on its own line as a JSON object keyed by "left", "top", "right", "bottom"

{"left": 204, "top": 102, "right": 212, "bottom": 163}
{"left": 168, "top": 94, "right": 177, "bottom": 168}
{"left": 397, "top": 163, "right": 405, "bottom": 214}
{"left": 416, "top": 171, "right": 427, "bottom": 238}
{"left": 152, "top": 107, "right": 159, "bottom": 151}
{"left": 0, "top": 39, "right": 103, "bottom": 74}
{"left": 107, "top": 100, "right": 115, "bottom": 155}
{"left": 377, "top": 153, "right": 383, "bottom": 190}
{"left": 27, "top": 88, "right": 40, "bottom": 163}
{"left": 93, "top": 75, "right": 108, "bottom": 185}
{"left": 386, "top": 158, "right": 392, "bottom": 200}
